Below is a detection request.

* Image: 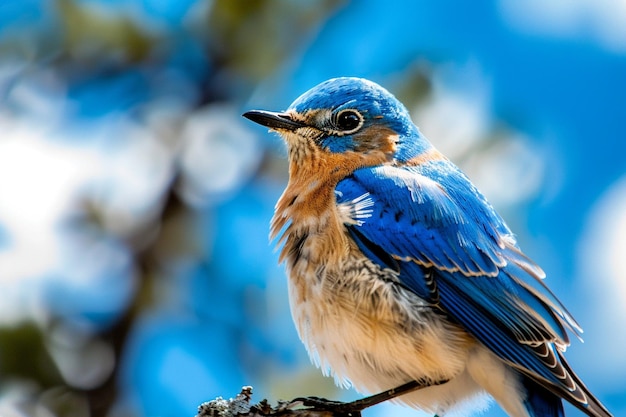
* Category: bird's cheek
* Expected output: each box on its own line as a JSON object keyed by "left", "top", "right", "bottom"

{"left": 353, "top": 127, "right": 400, "bottom": 154}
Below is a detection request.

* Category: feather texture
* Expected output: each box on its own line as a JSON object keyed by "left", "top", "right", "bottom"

{"left": 335, "top": 160, "right": 607, "bottom": 416}
{"left": 244, "top": 77, "right": 613, "bottom": 417}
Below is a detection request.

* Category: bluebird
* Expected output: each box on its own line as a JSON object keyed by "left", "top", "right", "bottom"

{"left": 243, "top": 77, "right": 612, "bottom": 417}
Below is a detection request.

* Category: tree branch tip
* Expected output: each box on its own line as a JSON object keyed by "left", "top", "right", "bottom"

{"left": 196, "top": 386, "right": 337, "bottom": 417}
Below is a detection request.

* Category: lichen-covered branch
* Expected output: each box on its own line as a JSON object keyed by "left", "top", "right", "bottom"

{"left": 196, "top": 380, "right": 430, "bottom": 417}
{"left": 196, "top": 386, "right": 341, "bottom": 417}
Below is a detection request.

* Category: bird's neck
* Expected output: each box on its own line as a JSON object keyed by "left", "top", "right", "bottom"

{"left": 271, "top": 145, "right": 388, "bottom": 269}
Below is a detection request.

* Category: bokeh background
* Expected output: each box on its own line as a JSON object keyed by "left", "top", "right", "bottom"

{"left": 0, "top": 1, "right": 624, "bottom": 416}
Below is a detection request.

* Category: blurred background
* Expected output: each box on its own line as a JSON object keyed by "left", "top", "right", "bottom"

{"left": 0, "top": 1, "right": 624, "bottom": 416}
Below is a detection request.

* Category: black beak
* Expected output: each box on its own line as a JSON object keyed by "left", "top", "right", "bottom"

{"left": 243, "top": 110, "right": 306, "bottom": 132}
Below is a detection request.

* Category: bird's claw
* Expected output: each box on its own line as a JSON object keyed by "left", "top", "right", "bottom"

{"left": 291, "top": 396, "right": 362, "bottom": 417}
{"left": 288, "top": 380, "right": 447, "bottom": 416}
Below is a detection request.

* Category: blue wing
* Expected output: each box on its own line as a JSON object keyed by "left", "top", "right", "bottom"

{"left": 335, "top": 162, "right": 592, "bottom": 407}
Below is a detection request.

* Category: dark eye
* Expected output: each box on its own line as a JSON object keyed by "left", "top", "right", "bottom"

{"left": 334, "top": 110, "right": 363, "bottom": 132}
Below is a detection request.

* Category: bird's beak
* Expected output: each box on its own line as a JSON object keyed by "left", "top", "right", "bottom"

{"left": 243, "top": 110, "right": 306, "bottom": 132}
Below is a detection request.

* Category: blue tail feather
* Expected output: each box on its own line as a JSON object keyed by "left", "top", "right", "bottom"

{"left": 522, "top": 376, "right": 565, "bottom": 417}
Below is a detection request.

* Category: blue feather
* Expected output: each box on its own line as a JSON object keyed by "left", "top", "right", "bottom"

{"left": 335, "top": 161, "right": 579, "bottom": 392}
{"left": 434, "top": 271, "right": 566, "bottom": 385}
{"left": 336, "top": 162, "right": 509, "bottom": 277}
{"left": 246, "top": 76, "right": 612, "bottom": 417}
{"left": 522, "top": 376, "right": 565, "bottom": 417}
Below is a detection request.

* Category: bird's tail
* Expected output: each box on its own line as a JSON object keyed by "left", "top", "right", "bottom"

{"left": 522, "top": 377, "right": 564, "bottom": 417}
{"left": 556, "top": 351, "right": 613, "bottom": 417}
{"left": 521, "top": 355, "right": 613, "bottom": 417}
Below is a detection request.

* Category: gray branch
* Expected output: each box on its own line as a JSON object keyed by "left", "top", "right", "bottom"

{"left": 196, "top": 386, "right": 335, "bottom": 417}
{"left": 197, "top": 380, "right": 433, "bottom": 417}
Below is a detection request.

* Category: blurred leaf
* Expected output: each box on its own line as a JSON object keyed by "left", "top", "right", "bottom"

{"left": 205, "top": 0, "right": 343, "bottom": 79}
{"left": 40, "top": 387, "right": 90, "bottom": 417}
{"left": 0, "top": 323, "right": 63, "bottom": 387}
{"left": 389, "top": 62, "right": 433, "bottom": 109}
{"left": 56, "top": 0, "right": 155, "bottom": 64}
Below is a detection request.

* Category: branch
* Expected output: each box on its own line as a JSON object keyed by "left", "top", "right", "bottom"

{"left": 196, "top": 386, "right": 335, "bottom": 417}
{"left": 196, "top": 380, "right": 439, "bottom": 417}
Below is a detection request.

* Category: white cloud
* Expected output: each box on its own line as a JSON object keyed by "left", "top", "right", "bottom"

{"left": 177, "top": 104, "right": 262, "bottom": 207}
{"left": 576, "top": 175, "right": 626, "bottom": 383}
{"left": 0, "top": 113, "right": 174, "bottom": 324}
{"left": 0, "top": 124, "right": 100, "bottom": 283}
{"left": 499, "top": 0, "right": 626, "bottom": 53}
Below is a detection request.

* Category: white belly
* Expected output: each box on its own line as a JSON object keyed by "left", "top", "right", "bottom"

{"left": 286, "top": 253, "right": 522, "bottom": 416}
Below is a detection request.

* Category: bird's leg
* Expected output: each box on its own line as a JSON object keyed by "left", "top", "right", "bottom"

{"left": 292, "top": 379, "right": 449, "bottom": 417}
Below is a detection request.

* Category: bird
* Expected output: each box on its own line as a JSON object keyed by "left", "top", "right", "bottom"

{"left": 243, "top": 77, "right": 612, "bottom": 417}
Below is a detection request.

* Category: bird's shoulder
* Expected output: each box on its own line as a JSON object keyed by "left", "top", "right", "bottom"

{"left": 336, "top": 156, "right": 586, "bottom": 385}
{"left": 335, "top": 155, "right": 514, "bottom": 276}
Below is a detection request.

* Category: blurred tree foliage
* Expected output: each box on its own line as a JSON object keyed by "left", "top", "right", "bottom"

{"left": 0, "top": 1, "right": 342, "bottom": 417}
{"left": 57, "top": 0, "right": 155, "bottom": 64}
{"left": 206, "top": 0, "right": 342, "bottom": 79}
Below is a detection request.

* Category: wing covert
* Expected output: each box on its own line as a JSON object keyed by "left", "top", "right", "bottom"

{"left": 336, "top": 164, "right": 511, "bottom": 277}
{"left": 335, "top": 163, "right": 583, "bottom": 394}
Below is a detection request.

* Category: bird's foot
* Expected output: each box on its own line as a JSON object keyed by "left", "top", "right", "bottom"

{"left": 291, "top": 379, "right": 449, "bottom": 416}
{"left": 291, "top": 396, "right": 362, "bottom": 417}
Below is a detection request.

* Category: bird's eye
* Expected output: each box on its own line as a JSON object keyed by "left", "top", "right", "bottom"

{"left": 333, "top": 109, "right": 363, "bottom": 133}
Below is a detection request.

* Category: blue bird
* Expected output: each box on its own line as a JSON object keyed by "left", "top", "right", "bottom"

{"left": 243, "top": 77, "right": 612, "bottom": 417}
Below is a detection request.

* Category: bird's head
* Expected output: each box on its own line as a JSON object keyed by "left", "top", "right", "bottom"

{"left": 244, "top": 77, "right": 433, "bottom": 164}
